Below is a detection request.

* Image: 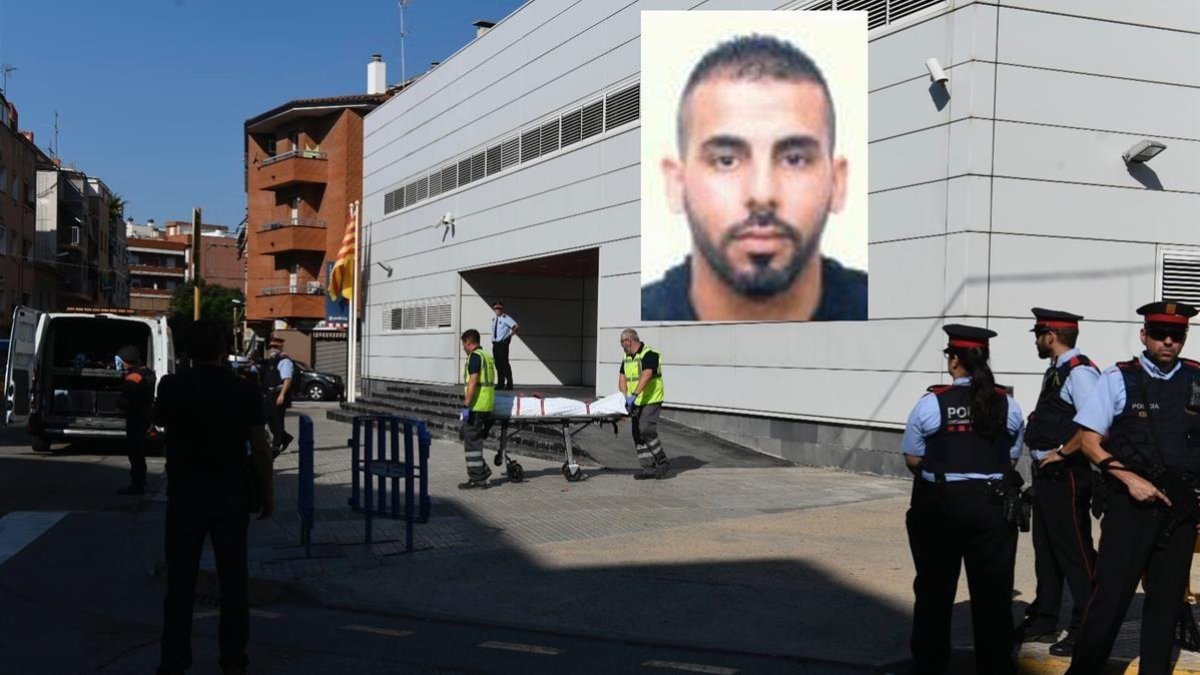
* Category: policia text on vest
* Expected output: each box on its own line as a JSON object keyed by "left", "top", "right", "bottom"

{"left": 458, "top": 329, "right": 496, "bottom": 490}
{"left": 619, "top": 329, "right": 669, "bottom": 480}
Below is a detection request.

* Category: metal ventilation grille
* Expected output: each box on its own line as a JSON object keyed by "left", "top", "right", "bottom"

{"left": 486, "top": 144, "right": 502, "bottom": 175}
{"left": 581, "top": 100, "right": 604, "bottom": 140}
{"left": 380, "top": 83, "right": 642, "bottom": 215}
{"left": 384, "top": 188, "right": 402, "bottom": 214}
{"left": 560, "top": 108, "right": 583, "bottom": 146}
{"left": 500, "top": 137, "right": 520, "bottom": 169}
{"left": 521, "top": 128, "right": 541, "bottom": 162}
{"left": 795, "top": 0, "right": 945, "bottom": 29}
{"left": 1161, "top": 252, "right": 1200, "bottom": 306}
{"left": 386, "top": 299, "right": 453, "bottom": 331}
{"left": 605, "top": 84, "right": 639, "bottom": 130}
{"left": 540, "top": 120, "right": 560, "bottom": 155}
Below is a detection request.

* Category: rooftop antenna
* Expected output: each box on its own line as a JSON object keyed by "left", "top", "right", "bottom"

{"left": 53, "top": 110, "right": 60, "bottom": 159}
{"left": 0, "top": 64, "right": 15, "bottom": 95}
{"left": 398, "top": 0, "right": 411, "bottom": 84}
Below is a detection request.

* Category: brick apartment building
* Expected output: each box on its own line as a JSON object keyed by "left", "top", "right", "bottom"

{"left": 0, "top": 92, "right": 47, "bottom": 335}
{"left": 127, "top": 237, "right": 187, "bottom": 315}
{"left": 162, "top": 220, "right": 242, "bottom": 290}
{"left": 242, "top": 55, "right": 396, "bottom": 365}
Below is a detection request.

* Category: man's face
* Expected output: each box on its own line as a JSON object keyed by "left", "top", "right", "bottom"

{"left": 267, "top": 348, "right": 280, "bottom": 359}
{"left": 461, "top": 340, "right": 474, "bottom": 356}
{"left": 1141, "top": 325, "right": 1186, "bottom": 367}
{"left": 1034, "top": 331, "right": 1053, "bottom": 359}
{"left": 620, "top": 336, "right": 636, "bottom": 356}
{"left": 493, "top": 305, "right": 503, "bottom": 316}
{"left": 663, "top": 76, "right": 847, "bottom": 299}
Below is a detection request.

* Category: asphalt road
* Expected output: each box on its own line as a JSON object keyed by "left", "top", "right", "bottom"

{"left": 0, "top": 411, "right": 874, "bottom": 675}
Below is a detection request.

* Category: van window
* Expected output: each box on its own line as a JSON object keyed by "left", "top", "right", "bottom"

{"left": 48, "top": 318, "right": 153, "bottom": 371}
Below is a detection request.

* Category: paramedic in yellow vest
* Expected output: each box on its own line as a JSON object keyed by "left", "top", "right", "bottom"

{"left": 619, "top": 329, "right": 670, "bottom": 480}
{"left": 459, "top": 329, "right": 497, "bottom": 489}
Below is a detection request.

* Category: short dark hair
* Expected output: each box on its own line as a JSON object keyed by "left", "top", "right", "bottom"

{"left": 460, "top": 329, "right": 481, "bottom": 345}
{"left": 677, "top": 34, "right": 835, "bottom": 156}
{"left": 1050, "top": 328, "right": 1079, "bottom": 349}
{"left": 188, "top": 320, "right": 230, "bottom": 360}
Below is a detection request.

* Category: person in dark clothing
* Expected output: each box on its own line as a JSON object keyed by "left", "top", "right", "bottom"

{"left": 116, "top": 345, "right": 156, "bottom": 495}
{"left": 644, "top": 34, "right": 866, "bottom": 322}
{"left": 154, "top": 320, "right": 273, "bottom": 675}
{"left": 490, "top": 300, "right": 519, "bottom": 390}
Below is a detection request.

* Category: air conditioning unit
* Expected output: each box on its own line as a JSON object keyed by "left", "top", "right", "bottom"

{"left": 70, "top": 226, "right": 81, "bottom": 246}
{"left": 306, "top": 280, "right": 323, "bottom": 294}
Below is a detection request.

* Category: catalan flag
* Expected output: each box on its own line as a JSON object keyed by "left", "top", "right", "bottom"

{"left": 327, "top": 202, "right": 357, "bottom": 301}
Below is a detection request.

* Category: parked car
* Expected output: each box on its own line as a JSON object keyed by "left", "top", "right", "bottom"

{"left": 291, "top": 361, "right": 344, "bottom": 402}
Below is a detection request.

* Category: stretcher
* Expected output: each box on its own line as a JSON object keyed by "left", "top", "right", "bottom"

{"left": 489, "top": 393, "right": 627, "bottom": 482}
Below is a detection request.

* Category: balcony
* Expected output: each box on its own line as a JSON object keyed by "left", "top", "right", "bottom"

{"left": 252, "top": 284, "right": 326, "bottom": 321}
{"left": 255, "top": 150, "right": 328, "bottom": 190}
{"left": 258, "top": 218, "right": 327, "bottom": 254}
{"left": 129, "top": 264, "right": 187, "bottom": 278}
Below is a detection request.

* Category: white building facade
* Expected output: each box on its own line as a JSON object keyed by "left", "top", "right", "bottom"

{"left": 361, "top": 0, "right": 1200, "bottom": 475}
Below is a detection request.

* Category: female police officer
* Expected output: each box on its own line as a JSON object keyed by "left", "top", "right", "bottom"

{"left": 903, "top": 325, "right": 1025, "bottom": 675}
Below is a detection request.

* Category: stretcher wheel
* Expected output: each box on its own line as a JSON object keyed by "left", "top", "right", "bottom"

{"left": 493, "top": 451, "right": 504, "bottom": 467}
{"left": 562, "top": 462, "right": 582, "bottom": 482}
{"left": 507, "top": 462, "right": 524, "bottom": 483}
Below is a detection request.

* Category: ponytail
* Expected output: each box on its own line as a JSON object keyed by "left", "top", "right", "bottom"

{"left": 950, "top": 346, "right": 1006, "bottom": 439}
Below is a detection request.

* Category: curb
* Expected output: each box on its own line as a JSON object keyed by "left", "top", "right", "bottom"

{"left": 1014, "top": 654, "right": 1200, "bottom": 675}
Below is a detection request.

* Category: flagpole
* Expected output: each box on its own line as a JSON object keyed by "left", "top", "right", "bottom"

{"left": 347, "top": 200, "right": 361, "bottom": 404}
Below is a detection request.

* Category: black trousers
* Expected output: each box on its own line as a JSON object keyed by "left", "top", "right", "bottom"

{"left": 266, "top": 397, "right": 291, "bottom": 449}
{"left": 907, "top": 480, "right": 1017, "bottom": 675}
{"left": 493, "top": 339, "right": 513, "bottom": 390}
{"left": 1025, "top": 459, "right": 1097, "bottom": 634}
{"left": 1066, "top": 485, "right": 1196, "bottom": 675}
{"left": 461, "top": 412, "right": 493, "bottom": 482}
{"left": 158, "top": 494, "right": 250, "bottom": 674}
{"left": 631, "top": 403, "right": 667, "bottom": 469}
{"left": 127, "top": 427, "right": 148, "bottom": 488}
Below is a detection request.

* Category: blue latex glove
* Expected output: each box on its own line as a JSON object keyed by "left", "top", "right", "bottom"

{"left": 625, "top": 395, "right": 636, "bottom": 412}
{"left": 460, "top": 408, "right": 470, "bottom": 422}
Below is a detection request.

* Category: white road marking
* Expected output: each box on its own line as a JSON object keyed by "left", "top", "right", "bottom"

{"left": 479, "top": 640, "right": 562, "bottom": 656}
{"left": 0, "top": 512, "right": 67, "bottom": 566}
{"left": 249, "top": 609, "right": 283, "bottom": 619}
{"left": 341, "top": 624, "right": 414, "bottom": 637}
{"left": 642, "top": 660, "right": 738, "bottom": 675}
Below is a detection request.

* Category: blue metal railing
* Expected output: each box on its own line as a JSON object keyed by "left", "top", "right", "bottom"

{"left": 347, "top": 415, "right": 431, "bottom": 552}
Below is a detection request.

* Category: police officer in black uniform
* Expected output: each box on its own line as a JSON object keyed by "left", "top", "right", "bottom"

{"left": 1016, "top": 309, "right": 1101, "bottom": 655}
{"left": 261, "top": 337, "right": 294, "bottom": 457}
{"left": 902, "top": 325, "right": 1026, "bottom": 675}
{"left": 1067, "top": 301, "right": 1200, "bottom": 675}
{"left": 117, "top": 345, "right": 156, "bottom": 495}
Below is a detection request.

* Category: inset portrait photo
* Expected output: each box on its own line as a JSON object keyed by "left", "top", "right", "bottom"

{"left": 640, "top": 11, "right": 868, "bottom": 323}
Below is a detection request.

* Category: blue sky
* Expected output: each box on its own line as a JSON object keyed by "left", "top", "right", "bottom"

{"left": 0, "top": 0, "right": 526, "bottom": 229}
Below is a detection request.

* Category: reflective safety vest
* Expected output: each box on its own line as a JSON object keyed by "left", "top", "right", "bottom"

{"left": 622, "top": 344, "right": 664, "bottom": 406}
{"left": 463, "top": 347, "right": 496, "bottom": 413}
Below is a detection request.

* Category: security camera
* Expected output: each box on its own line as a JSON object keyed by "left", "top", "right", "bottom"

{"left": 441, "top": 212, "right": 454, "bottom": 226}
{"left": 925, "top": 57, "right": 948, "bottom": 85}
{"left": 1123, "top": 139, "right": 1167, "bottom": 164}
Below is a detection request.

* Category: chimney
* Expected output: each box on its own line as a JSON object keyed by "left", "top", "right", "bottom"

{"left": 473, "top": 20, "right": 495, "bottom": 39}
{"left": 367, "top": 54, "right": 387, "bottom": 95}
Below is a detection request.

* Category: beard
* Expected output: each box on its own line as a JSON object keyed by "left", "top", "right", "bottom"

{"left": 1036, "top": 342, "right": 1051, "bottom": 359}
{"left": 684, "top": 198, "right": 827, "bottom": 300}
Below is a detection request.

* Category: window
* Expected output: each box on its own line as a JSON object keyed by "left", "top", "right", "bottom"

{"left": 264, "top": 137, "right": 277, "bottom": 157}
{"left": 0, "top": 165, "right": 7, "bottom": 196}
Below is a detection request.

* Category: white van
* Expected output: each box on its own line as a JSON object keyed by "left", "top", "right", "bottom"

{"left": 4, "top": 306, "right": 174, "bottom": 452}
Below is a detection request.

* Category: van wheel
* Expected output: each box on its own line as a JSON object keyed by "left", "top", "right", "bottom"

{"left": 31, "top": 437, "right": 51, "bottom": 453}
{"left": 306, "top": 383, "right": 327, "bottom": 401}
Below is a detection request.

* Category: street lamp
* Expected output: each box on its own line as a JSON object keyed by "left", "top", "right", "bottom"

{"left": 1123, "top": 139, "right": 1167, "bottom": 164}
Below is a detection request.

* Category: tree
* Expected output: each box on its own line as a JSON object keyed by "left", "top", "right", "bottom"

{"left": 169, "top": 280, "right": 244, "bottom": 335}
{"left": 105, "top": 193, "right": 127, "bottom": 225}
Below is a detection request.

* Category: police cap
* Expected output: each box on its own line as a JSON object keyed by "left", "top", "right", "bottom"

{"left": 943, "top": 324, "right": 996, "bottom": 350}
{"left": 269, "top": 335, "right": 286, "bottom": 346}
{"left": 1030, "top": 307, "right": 1083, "bottom": 332}
{"left": 1136, "top": 301, "right": 1198, "bottom": 327}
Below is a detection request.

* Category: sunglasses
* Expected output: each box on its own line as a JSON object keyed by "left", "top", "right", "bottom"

{"left": 1147, "top": 326, "right": 1188, "bottom": 343}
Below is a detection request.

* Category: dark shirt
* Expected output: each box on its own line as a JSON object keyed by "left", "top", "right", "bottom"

{"left": 119, "top": 366, "right": 156, "bottom": 434}
{"left": 153, "top": 364, "right": 266, "bottom": 498}
{"left": 618, "top": 349, "right": 660, "bottom": 376}
{"left": 640, "top": 256, "right": 868, "bottom": 321}
{"left": 467, "top": 352, "right": 482, "bottom": 375}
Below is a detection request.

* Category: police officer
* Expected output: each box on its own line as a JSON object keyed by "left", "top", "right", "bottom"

{"left": 618, "top": 329, "right": 669, "bottom": 480}
{"left": 903, "top": 325, "right": 1025, "bottom": 675}
{"left": 262, "top": 336, "right": 294, "bottom": 457}
{"left": 1016, "top": 309, "right": 1101, "bottom": 655}
{"left": 490, "top": 300, "right": 519, "bottom": 391}
{"left": 1067, "top": 301, "right": 1200, "bottom": 675}
{"left": 117, "top": 345, "right": 156, "bottom": 496}
{"left": 459, "top": 329, "right": 496, "bottom": 489}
